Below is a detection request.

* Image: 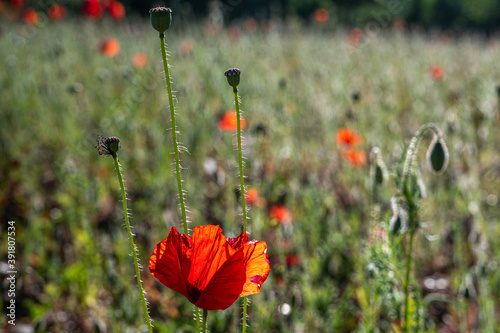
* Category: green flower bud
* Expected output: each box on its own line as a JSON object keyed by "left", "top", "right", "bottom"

{"left": 426, "top": 135, "right": 449, "bottom": 174}
{"left": 150, "top": 7, "right": 172, "bottom": 34}
{"left": 224, "top": 68, "right": 241, "bottom": 88}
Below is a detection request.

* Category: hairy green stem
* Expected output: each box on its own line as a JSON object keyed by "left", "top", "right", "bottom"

{"left": 404, "top": 229, "right": 416, "bottom": 333}
{"left": 159, "top": 32, "right": 188, "bottom": 235}
{"left": 113, "top": 156, "right": 153, "bottom": 333}
{"left": 202, "top": 309, "right": 208, "bottom": 333}
{"left": 233, "top": 87, "right": 250, "bottom": 332}
{"left": 196, "top": 307, "right": 201, "bottom": 333}
{"left": 234, "top": 88, "right": 248, "bottom": 234}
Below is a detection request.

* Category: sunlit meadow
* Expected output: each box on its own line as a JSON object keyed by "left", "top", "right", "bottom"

{"left": 1, "top": 9, "right": 500, "bottom": 333}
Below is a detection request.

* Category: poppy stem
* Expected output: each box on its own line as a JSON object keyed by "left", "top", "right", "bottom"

{"left": 195, "top": 307, "right": 201, "bottom": 333}
{"left": 404, "top": 229, "right": 416, "bottom": 333}
{"left": 233, "top": 87, "right": 248, "bottom": 234}
{"left": 159, "top": 32, "right": 189, "bottom": 235}
{"left": 233, "top": 87, "right": 250, "bottom": 333}
{"left": 112, "top": 156, "right": 153, "bottom": 333}
{"left": 202, "top": 309, "right": 208, "bottom": 333}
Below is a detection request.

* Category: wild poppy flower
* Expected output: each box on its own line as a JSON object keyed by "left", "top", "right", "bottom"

{"left": 285, "top": 254, "right": 301, "bottom": 267}
{"left": 314, "top": 8, "right": 329, "bottom": 26}
{"left": 149, "top": 225, "right": 270, "bottom": 310}
{"left": 98, "top": 37, "right": 120, "bottom": 57}
{"left": 348, "top": 28, "right": 363, "bottom": 46}
{"left": 336, "top": 128, "right": 363, "bottom": 148}
{"left": 429, "top": 65, "right": 444, "bottom": 81}
{"left": 83, "top": 0, "right": 103, "bottom": 20}
{"left": 269, "top": 205, "right": 292, "bottom": 225}
{"left": 23, "top": 8, "right": 39, "bottom": 25}
{"left": 132, "top": 52, "right": 148, "bottom": 68}
{"left": 244, "top": 18, "right": 258, "bottom": 33}
{"left": 107, "top": 1, "right": 125, "bottom": 21}
{"left": 341, "top": 149, "right": 367, "bottom": 168}
{"left": 180, "top": 39, "right": 194, "bottom": 55}
{"left": 218, "top": 110, "right": 246, "bottom": 132}
{"left": 10, "top": 0, "right": 23, "bottom": 8}
{"left": 228, "top": 26, "right": 242, "bottom": 42}
{"left": 48, "top": 4, "right": 67, "bottom": 21}
{"left": 245, "top": 187, "right": 266, "bottom": 207}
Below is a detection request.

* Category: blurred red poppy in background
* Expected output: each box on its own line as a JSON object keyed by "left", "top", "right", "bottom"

{"left": 218, "top": 110, "right": 246, "bottom": 132}
{"left": 429, "top": 65, "right": 445, "bottom": 81}
{"left": 348, "top": 28, "right": 363, "bottom": 46}
{"left": 314, "top": 8, "right": 329, "bottom": 26}
{"left": 180, "top": 39, "right": 194, "bottom": 55}
{"left": 83, "top": 0, "right": 103, "bottom": 20}
{"left": 48, "top": 4, "right": 67, "bottom": 21}
{"left": 149, "top": 225, "right": 270, "bottom": 310}
{"left": 10, "top": 0, "right": 23, "bottom": 8}
{"left": 98, "top": 37, "right": 120, "bottom": 57}
{"left": 107, "top": 0, "right": 125, "bottom": 21}
{"left": 245, "top": 187, "right": 266, "bottom": 207}
{"left": 336, "top": 128, "right": 363, "bottom": 147}
{"left": 270, "top": 205, "right": 293, "bottom": 225}
{"left": 132, "top": 52, "right": 148, "bottom": 68}
{"left": 23, "top": 7, "right": 39, "bottom": 25}
{"left": 341, "top": 149, "right": 367, "bottom": 168}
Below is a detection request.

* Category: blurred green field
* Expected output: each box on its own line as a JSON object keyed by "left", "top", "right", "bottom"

{"left": 1, "top": 17, "right": 500, "bottom": 332}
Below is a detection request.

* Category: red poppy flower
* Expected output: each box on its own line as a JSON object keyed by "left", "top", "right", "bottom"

{"left": 218, "top": 110, "right": 246, "bottom": 132}
{"left": 244, "top": 18, "right": 258, "bottom": 33}
{"left": 23, "top": 8, "right": 39, "bottom": 25}
{"left": 149, "top": 225, "right": 270, "bottom": 311}
{"left": 269, "top": 205, "right": 292, "bottom": 225}
{"left": 48, "top": 4, "right": 67, "bottom": 21}
{"left": 348, "top": 28, "right": 363, "bottom": 46}
{"left": 285, "top": 254, "right": 301, "bottom": 267}
{"left": 107, "top": 1, "right": 125, "bottom": 21}
{"left": 10, "top": 0, "right": 23, "bottom": 8}
{"left": 336, "top": 128, "right": 363, "bottom": 147}
{"left": 314, "top": 8, "right": 329, "bottom": 26}
{"left": 132, "top": 52, "right": 148, "bottom": 68}
{"left": 180, "top": 39, "right": 194, "bottom": 55}
{"left": 429, "top": 65, "right": 444, "bottom": 81}
{"left": 98, "top": 37, "right": 120, "bottom": 57}
{"left": 83, "top": 0, "right": 103, "bottom": 20}
{"left": 245, "top": 187, "right": 266, "bottom": 207}
{"left": 341, "top": 149, "right": 367, "bottom": 168}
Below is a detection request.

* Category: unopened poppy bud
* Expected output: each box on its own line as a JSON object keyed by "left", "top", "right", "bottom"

{"left": 224, "top": 68, "right": 241, "bottom": 88}
{"left": 370, "top": 147, "right": 388, "bottom": 186}
{"left": 426, "top": 136, "right": 449, "bottom": 174}
{"left": 150, "top": 7, "right": 172, "bottom": 34}
{"left": 96, "top": 136, "right": 120, "bottom": 157}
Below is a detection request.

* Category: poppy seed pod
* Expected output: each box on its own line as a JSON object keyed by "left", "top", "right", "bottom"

{"left": 224, "top": 68, "right": 241, "bottom": 88}
{"left": 96, "top": 136, "right": 120, "bottom": 157}
{"left": 150, "top": 7, "right": 172, "bottom": 34}
{"left": 426, "top": 136, "right": 449, "bottom": 174}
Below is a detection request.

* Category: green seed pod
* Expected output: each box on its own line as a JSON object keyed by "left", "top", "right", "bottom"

{"left": 96, "top": 136, "right": 120, "bottom": 157}
{"left": 224, "top": 68, "right": 241, "bottom": 88}
{"left": 150, "top": 7, "right": 172, "bottom": 34}
{"left": 426, "top": 135, "right": 449, "bottom": 174}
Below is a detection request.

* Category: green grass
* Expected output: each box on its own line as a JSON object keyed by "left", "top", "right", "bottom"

{"left": 1, "top": 17, "right": 500, "bottom": 332}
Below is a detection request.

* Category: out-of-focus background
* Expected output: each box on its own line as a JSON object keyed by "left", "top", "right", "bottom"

{"left": 1, "top": 0, "right": 500, "bottom": 332}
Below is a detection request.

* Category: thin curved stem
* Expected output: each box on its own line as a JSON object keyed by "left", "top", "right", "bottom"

{"left": 404, "top": 230, "right": 416, "bottom": 333}
{"left": 159, "top": 33, "right": 188, "bottom": 235}
{"left": 113, "top": 156, "right": 153, "bottom": 333}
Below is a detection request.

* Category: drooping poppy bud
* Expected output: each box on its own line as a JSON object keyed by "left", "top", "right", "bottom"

{"left": 426, "top": 135, "right": 449, "bottom": 174}
{"left": 224, "top": 68, "right": 241, "bottom": 88}
{"left": 150, "top": 7, "right": 172, "bottom": 34}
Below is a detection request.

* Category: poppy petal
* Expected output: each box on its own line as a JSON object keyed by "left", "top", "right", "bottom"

{"left": 149, "top": 227, "right": 195, "bottom": 303}
{"left": 187, "top": 225, "right": 236, "bottom": 291}
{"left": 195, "top": 249, "right": 246, "bottom": 310}
{"left": 239, "top": 240, "right": 270, "bottom": 296}
{"left": 227, "top": 232, "right": 249, "bottom": 250}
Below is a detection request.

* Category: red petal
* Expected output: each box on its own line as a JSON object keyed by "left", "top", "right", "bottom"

{"left": 187, "top": 225, "right": 237, "bottom": 291}
{"left": 227, "top": 232, "right": 249, "bottom": 250}
{"left": 149, "top": 227, "right": 196, "bottom": 303}
{"left": 195, "top": 249, "right": 246, "bottom": 310}
{"left": 239, "top": 240, "right": 270, "bottom": 296}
